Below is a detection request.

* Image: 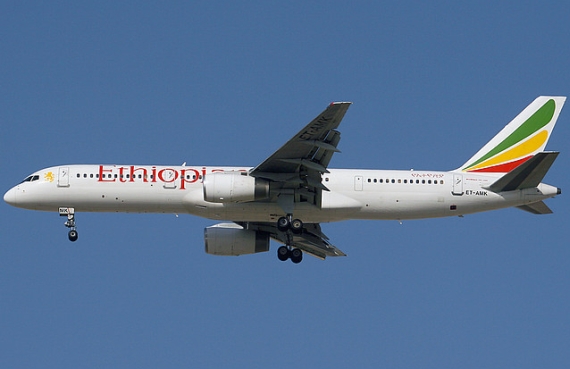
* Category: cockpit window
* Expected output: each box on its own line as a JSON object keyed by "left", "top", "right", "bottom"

{"left": 19, "top": 175, "right": 40, "bottom": 184}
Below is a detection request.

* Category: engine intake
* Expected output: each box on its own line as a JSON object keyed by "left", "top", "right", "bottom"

{"left": 204, "top": 223, "right": 270, "bottom": 256}
{"left": 203, "top": 171, "right": 269, "bottom": 203}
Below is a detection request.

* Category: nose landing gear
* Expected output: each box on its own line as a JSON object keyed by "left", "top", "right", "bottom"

{"left": 59, "top": 207, "right": 78, "bottom": 242}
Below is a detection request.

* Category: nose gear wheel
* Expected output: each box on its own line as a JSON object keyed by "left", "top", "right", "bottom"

{"left": 59, "top": 207, "right": 78, "bottom": 242}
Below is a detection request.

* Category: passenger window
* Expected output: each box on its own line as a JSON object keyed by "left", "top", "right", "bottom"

{"left": 77, "top": 173, "right": 80, "bottom": 178}
{"left": 373, "top": 179, "right": 377, "bottom": 183}
{"left": 83, "top": 173, "right": 87, "bottom": 178}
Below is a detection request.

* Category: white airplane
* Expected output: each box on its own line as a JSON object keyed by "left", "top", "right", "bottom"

{"left": 4, "top": 96, "right": 565, "bottom": 263}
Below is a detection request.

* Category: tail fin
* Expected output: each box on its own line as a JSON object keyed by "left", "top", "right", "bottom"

{"left": 457, "top": 96, "right": 566, "bottom": 173}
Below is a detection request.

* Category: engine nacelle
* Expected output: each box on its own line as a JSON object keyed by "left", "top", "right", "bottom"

{"left": 203, "top": 171, "right": 269, "bottom": 203}
{"left": 204, "top": 223, "right": 270, "bottom": 256}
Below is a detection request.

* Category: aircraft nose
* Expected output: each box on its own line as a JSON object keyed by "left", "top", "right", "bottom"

{"left": 3, "top": 187, "right": 17, "bottom": 206}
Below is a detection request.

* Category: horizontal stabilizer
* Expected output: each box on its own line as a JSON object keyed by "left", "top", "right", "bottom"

{"left": 485, "top": 152, "right": 559, "bottom": 192}
{"left": 516, "top": 201, "right": 553, "bottom": 215}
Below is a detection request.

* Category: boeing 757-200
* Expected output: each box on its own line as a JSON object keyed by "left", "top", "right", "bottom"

{"left": 4, "top": 96, "right": 565, "bottom": 263}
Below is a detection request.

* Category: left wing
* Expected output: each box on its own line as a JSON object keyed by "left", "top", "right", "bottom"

{"left": 240, "top": 222, "right": 346, "bottom": 260}
{"left": 243, "top": 102, "right": 352, "bottom": 260}
{"left": 250, "top": 102, "right": 352, "bottom": 208}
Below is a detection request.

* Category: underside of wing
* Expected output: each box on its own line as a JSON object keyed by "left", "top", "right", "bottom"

{"left": 250, "top": 102, "right": 352, "bottom": 209}
{"left": 240, "top": 222, "right": 346, "bottom": 260}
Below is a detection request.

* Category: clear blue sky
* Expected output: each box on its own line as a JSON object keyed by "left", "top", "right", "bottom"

{"left": 1, "top": 1, "right": 569, "bottom": 368}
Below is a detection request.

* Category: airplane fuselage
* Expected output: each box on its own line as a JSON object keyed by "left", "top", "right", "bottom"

{"left": 3, "top": 97, "right": 565, "bottom": 262}
{"left": 5, "top": 164, "right": 559, "bottom": 223}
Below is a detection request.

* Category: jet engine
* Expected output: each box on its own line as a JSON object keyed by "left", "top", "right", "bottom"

{"left": 204, "top": 223, "right": 270, "bottom": 256}
{"left": 203, "top": 171, "right": 269, "bottom": 203}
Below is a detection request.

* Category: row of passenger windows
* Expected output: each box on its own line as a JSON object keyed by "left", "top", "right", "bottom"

{"left": 367, "top": 178, "right": 444, "bottom": 185}
{"left": 75, "top": 173, "right": 202, "bottom": 180}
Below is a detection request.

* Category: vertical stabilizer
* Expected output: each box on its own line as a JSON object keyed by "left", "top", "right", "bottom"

{"left": 457, "top": 96, "right": 565, "bottom": 173}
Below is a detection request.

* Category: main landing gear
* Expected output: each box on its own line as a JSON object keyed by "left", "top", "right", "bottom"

{"left": 277, "top": 246, "right": 303, "bottom": 264}
{"left": 276, "top": 214, "right": 304, "bottom": 264}
{"left": 59, "top": 207, "right": 78, "bottom": 242}
{"left": 277, "top": 215, "right": 303, "bottom": 234}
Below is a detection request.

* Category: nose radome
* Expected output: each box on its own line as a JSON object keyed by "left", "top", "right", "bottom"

{"left": 3, "top": 187, "right": 17, "bottom": 206}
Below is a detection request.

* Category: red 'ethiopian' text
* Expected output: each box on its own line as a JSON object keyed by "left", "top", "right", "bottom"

{"left": 97, "top": 165, "right": 246, "bottom": 190}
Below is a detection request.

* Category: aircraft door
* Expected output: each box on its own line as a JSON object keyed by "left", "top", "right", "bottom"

{"left": 58, "top": 167, "right": 70, "bottom": 187}
{"left": 452, "top": 174, "right": 463, "bottom": 195}
{"left": 354, "top": 176, "right": 363, "bottom": 191}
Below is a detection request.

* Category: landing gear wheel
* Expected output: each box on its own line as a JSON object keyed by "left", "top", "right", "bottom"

{"left": 277, "top": 246, "right": 290, "bottom": 261}
{"left": 290, "top": 218, "right": 303, "bottom": 234}
{"left": 68, "top": 229, "right": 78, "bottom": 242}
{"left": 60, "top": 207, "right": 78, "bottom": 242}
{"left": 277, "top": 217, "right": 290, "bottom": 232}
{"left": 290, "top": 248, "right": 303, "bottom": 264}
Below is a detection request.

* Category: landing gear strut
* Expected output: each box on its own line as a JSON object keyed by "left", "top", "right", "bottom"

{"left": 276, "top": 214, "right": 304, "bottom": 263}
{"left": 59, "top": 207, "right": 78, "bottom": 242}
